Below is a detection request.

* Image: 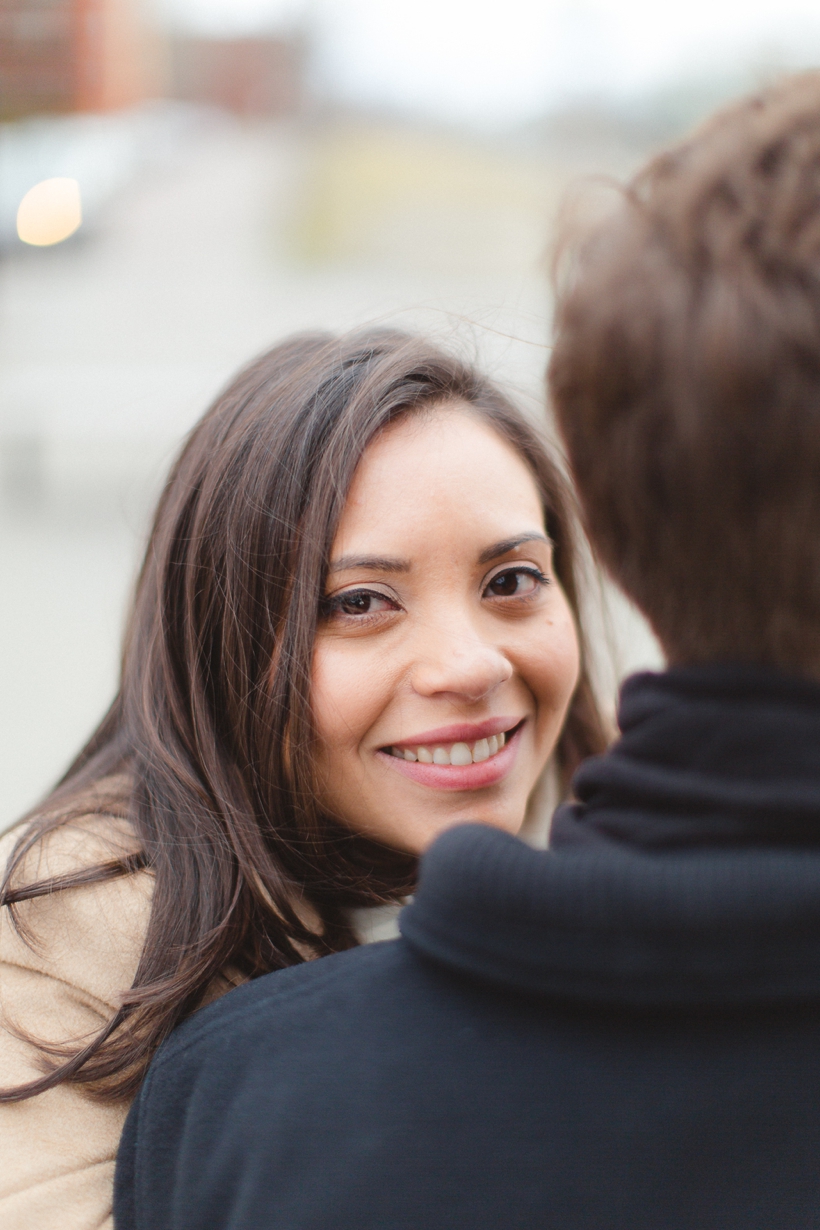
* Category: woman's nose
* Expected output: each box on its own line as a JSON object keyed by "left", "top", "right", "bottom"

{"left": 410, "top": 630, "right": 513, "bottom": 703}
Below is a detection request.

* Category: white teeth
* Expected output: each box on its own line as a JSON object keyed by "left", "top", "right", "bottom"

{"left": 390, "top": 730, "right": 513, "bottom": 765}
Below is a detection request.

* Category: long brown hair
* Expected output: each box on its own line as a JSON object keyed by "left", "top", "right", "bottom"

{"left": 1, "top": 328, "right": 607, "bottom": 1103}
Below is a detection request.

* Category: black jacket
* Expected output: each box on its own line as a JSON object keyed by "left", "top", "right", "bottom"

{"left": 115, "top": 666, "right": 820, "bottom": 1230}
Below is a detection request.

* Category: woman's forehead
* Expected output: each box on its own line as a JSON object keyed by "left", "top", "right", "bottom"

{"left": 333, "top": 407, "right": 545, "bottom": 554}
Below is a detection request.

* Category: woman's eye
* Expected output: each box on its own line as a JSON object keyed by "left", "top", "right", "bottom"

{"left": 484, "top": 568, "right": 547, "bottom": 599}
{"left": 327, "top": 589, "right": 397, "bottom": 618}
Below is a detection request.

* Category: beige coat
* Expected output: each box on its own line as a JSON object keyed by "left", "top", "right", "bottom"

{"left": 0, "top": 815, "right": 153, "bottom": 1230}
{"left": 0, "top": 810, "right": 405, "bottom": 1230}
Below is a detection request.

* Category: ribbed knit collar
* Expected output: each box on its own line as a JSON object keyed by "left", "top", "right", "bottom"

{"left": 551, "top": 664, "right": 820, "bottom": 849}
{"left": 400, "top": 666, "right": 820, "bottom": 1006}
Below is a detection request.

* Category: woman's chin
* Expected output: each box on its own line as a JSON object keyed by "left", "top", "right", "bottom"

{"left": 383, "top": 802, "right": 528, "bottom": 856}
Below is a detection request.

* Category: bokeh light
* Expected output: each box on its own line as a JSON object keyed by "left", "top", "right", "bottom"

{"left": 17, "top": 178, "right": 82, "bottom": 247}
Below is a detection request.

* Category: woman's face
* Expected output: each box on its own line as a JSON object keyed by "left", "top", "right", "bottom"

{"left": 311, "top": 404, "right": 580, "bottom": 855}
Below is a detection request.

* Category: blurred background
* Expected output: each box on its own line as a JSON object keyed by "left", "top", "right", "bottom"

{"left": 2, "top": 0, "right": 818, "bottom": 829}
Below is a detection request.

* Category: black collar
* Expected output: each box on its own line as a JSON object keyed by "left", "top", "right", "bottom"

{"left": 401, "top": 825, "right": 820, "bottom": 1006}
{"left": 401, "top": 666, "right": 820, "bottom": 1007}
{"left": 552, "top": 664, "right": 820, "bottom": 850}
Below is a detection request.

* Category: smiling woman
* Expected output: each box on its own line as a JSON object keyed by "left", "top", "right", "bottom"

{"left": 0, "top": 328, "right": 607, "bottom": 1229}
{"left": 313, "top": 406, "right": 582, "bottom": 853}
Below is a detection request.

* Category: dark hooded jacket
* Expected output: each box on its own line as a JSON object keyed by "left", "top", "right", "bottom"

{"left": 115, "top": 666, "right": 820, "bottom": 1230}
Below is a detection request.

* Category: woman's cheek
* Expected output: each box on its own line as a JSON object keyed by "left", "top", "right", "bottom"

{"left": 530, "top": 607, "right": 581, "bottom": 716}
{"left": 556, "top": 611, "right": 582, "bottom": 700}
{"left": 312, "top": 643, "right": 350, "bottom": 750}
{"left": 311, "top": 640, "right": 384, "bottom": 753}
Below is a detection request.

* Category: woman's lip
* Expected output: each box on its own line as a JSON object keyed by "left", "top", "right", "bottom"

{"left": 377, "top": 723, "right": 523, "bottom": 792}
{"left": 386, "top": 716, "right": 521, "bottom": 751}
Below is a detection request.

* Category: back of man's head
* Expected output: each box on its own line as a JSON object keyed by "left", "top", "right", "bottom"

{"left": 549, "top": 72, "right": 820, "bottom": 676}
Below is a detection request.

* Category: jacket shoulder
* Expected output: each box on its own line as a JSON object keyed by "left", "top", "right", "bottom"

{"left": 151, "top": 940, "right": 406, "bottom": 1071}
{"left": 0, "top": 798, "right": 150, "bottom": 1230}
{"left": 1, "top": 805, "right": 152, "bottom": 1039}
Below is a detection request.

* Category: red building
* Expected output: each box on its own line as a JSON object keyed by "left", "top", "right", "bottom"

{"left": 0, "top": 0, "right": 154, "bottom": 119}
{"left": 169, "top": 35, "right": 304, "bottom": 117}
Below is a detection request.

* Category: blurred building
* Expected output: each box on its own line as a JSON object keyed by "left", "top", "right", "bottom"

{"left": 0, "top": 0, "right": 156, "bottom": 120}
{"left": 169, "top": 35, "right": 304, "bottom": 118}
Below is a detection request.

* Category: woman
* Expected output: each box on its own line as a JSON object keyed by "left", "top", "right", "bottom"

{"left": 0, "top": 328, "right": 607, "bottom": 1229}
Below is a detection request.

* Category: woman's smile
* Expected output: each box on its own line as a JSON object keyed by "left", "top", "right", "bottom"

{"left": 381, "top": 718, "right": 526, "bottom": 787}
{"left": 311, "top": 403, "right": 581, "bottom": 855}
{"left": 386, "top": 715, "right": 516, "bottom": 763}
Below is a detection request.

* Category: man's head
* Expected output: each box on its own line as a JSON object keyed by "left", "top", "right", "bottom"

{"left": 549, "top": 72, "right": 820, "bottom": 676}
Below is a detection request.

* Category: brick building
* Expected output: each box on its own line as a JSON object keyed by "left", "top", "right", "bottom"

{"left": 0, "top": 0, "right": 154, "bottom": 120}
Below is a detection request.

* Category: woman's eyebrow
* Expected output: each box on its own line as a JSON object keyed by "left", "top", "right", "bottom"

{"left": 477, "top": 533, "right": 550, "bottom": 564}
{"left": 328, "top": 554, "right": 412, "bottom": 575}
{"left": 329, "top": 536, "right": 549, "bottom": 574}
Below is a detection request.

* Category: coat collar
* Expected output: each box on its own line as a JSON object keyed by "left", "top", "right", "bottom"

{"left": 402, "top": 666, "right": 820, "bottom": 1007}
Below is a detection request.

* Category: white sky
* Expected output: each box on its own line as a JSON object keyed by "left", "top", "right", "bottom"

{"left": 159, "top": 0, "right": 820, "bottom": 124}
